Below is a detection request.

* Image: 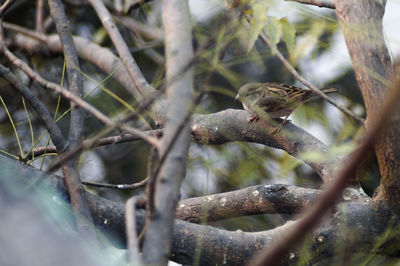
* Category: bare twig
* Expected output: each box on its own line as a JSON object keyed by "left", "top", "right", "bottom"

{"left": 48, "top": 0, "right": 97, "bottom": 241}
{"left": 0, "top": 21, "right": 158, "bottom": 147}
{"left": 249, "top": 18, "right": 365, "bottom": 125}
{"left": 0, "top": 0, "right": 15, "bottom": 17}
{"left": 114, "top": 15, "right": 163, "bottom": 40}
{"left": 35, "top": 0, "right": 45, "bottom": 32}
{"left": 285, "top": 0, "right": 335, "bottom": 9}
{"left": 24, "top": 130, "right": 162, "bottom": 160}
{"left": 2, "top": 21, "right": 47, "bottom": 41}
{"left": 251, "top": 73, "right": 400, "bottom": 265}
{"left": 129, "top": 33, "right": 164, "bottom": 65}
{"left": 125, "top": 196, "right": 146, "bottom": 266}
{"left": 124, "top": 0, "right": 154, "bottom": 12}
{"left": 0, "top": 64, "right": 68, "bottom": 154}
{"left": 88, "top": 0, "right": 155, "bottom": 99}
{"left": 49, "top": 0, "right": 85, "bottom": 145}
{"left": 83, "top": 176, "right": 148, "bottom": 190}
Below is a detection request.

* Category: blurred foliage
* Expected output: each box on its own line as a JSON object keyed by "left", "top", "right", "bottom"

{"left": 0, "top": 0, "right": 376, "bottom": 238}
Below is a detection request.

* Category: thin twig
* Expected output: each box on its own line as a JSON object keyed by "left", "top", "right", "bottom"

{"left": 88, "top": 0, "right": 155, "bottom": 99}
{"left": 49, "top": 0, "right": 84, "bottom": 146}
{"left": 0, "top": 21, "right": 158, "bottom": 147}
{"left": 251, "top": 72, "right": 400, "bottom": 266}
{"left": 0, "top": 64, "right": 67, "bottom": 153}
{"left": 48, "top": 0, "right": 97, "bottom": 241}
{"left": 285, "top": 0, "right": 335, "bottom": 9}
{"left": 125, "top": 196, "right": 146, "bottom": 266}
{"left": 23, "top": 130, "right": 163, "bottom": 160}
{"left": 0, "top": 0, "right": 15, "bottom": 17}
{"left": 114, "top": 15, "right": 163, "bottom": 40}
{"left": 248, "top": 17, "right": 365, "bottom": 125}
{"left": 35, "top": 0, "right": 45, "bottom": 32}
{"left": 83, "top": 176, "right": 148, "bottom": 189}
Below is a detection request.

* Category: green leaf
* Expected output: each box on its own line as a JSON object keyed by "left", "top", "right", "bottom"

{"left": 280, "top": 18, "right": 296, "bottom": 62}
{"left": 265, "top": 16, "right": 282, "bottom": 55}
{"left": 247, "top": 2, "right": 268, "bottom": 53}
{"left": 299, "top": 151, "right": 326, "bottom": 163}
{"left": 295, "top": 20, "right": 325, "bottom": 62}
{"left": 279, "top": 153, "right": 301, "bottom": 178}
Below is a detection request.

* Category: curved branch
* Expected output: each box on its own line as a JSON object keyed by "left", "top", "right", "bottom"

{"left": 177, "top": 184, "right": 321, "bottom": 223}
{"left": 0, "top": 25, "right": 158, "bottom": 147}
{"left": 192, "top": 109, "right": 339, "bottom": 183}
{"left": 335, "top": 0, "right": 400, "bottom": 211}
{"left": 252, "top": 65, "right": 400, "bottom": 266}
{"left": 1, "top": 153, "right": 394, "bottom": 266}
{"left": 3, "top": 23, "right": 139, "bottom": 98}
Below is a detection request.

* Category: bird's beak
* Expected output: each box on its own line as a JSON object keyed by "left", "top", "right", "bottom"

{"left": 234, "top": 94, "right": 240, "bottom": 101}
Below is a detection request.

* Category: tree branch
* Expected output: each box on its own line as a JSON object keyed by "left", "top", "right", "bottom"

{"left": 3, "top": 22, "right": 139, "bottom": 98}
{"left": 0, "top": 64, "right": 67, "bottom": 154}
{"left": 0, "top": 23, "right": 158, "bottom": 147}
{"left": 251, "top": 64, "right": 400, "bottom": 266}
{"left": 141, "top": 0, "right": 195, "bottom": 264}
{"left": 88, "top": 0, "right": 155, "bottom": 99}
{"left": 285, "top": 0, "right": 335, "bottom": 9}
{"left": 24, "top": 130, "right": 162, "bottom": 160}
{"left": 1, "top": 153, "right": 394, "bottom": 266}
{"left": 192, "top": 109, "right": 339, "bottom": 183}
{"left": 48, "top": 0, "right": 96, "bottom": 239}
{"left": 335, "top": 0, "right": 400, "bottom": 212}
{"left": 177, "top": 184, "right": 320, "bottom": 223}
{"left": 247, "top": 17, "right": 365, "bottom": 125}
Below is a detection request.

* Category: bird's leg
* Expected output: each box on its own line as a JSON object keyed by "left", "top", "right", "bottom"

{"left": 270, "top": 116, "right": 290, "bottom": 135}
{"left": 248, "top": 114, "right": 260, "bottom": 122}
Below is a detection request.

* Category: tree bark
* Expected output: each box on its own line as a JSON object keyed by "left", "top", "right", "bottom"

{"left": 335, "top": 0, "right": 400, "bottom": 212}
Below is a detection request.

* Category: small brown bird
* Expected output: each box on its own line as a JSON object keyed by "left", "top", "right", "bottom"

{"left": 235, "top": 82, "right": 338, "bottom": 131}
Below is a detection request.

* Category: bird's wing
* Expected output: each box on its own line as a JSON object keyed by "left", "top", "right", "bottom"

{"left": 256, "top": 94, "right": 288, "bottom": 113}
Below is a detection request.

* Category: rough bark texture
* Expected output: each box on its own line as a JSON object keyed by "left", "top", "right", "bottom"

{"left": 335, "top": 0, "right": 400, "bottom": 212}
{"left": 3, "top": 153, "right": 399, "bottom": 266}
{"left": 141, "top": 0, "right": 194, "bottom": 264}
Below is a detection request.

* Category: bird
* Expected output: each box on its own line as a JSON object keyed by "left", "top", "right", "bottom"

{"left": 235, "top": 82, "right": 338, "bottom": 132}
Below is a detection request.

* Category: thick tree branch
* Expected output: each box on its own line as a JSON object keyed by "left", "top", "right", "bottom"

{"left": 192, "top": 109, "right": 339, "bottom": 183}
{"left": 252, "top": 65, "right": 400, "bottom": 266}
{"left": 1, "top": 153, "right": 396, "bottom": 266}
{"left": 177, "top": 185, "right": 368, "bottom": 223}
{"left": 141, "top": 0, "right": 195, "bottom": 264}
{"left": 177, "top": 184, "right": 319, "bottom": 223}
{"left": 48, "top": 0, "right": 96, "bottom": 239}
{"left": 335, "top": 0, "right": 400, "bottom": 212}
